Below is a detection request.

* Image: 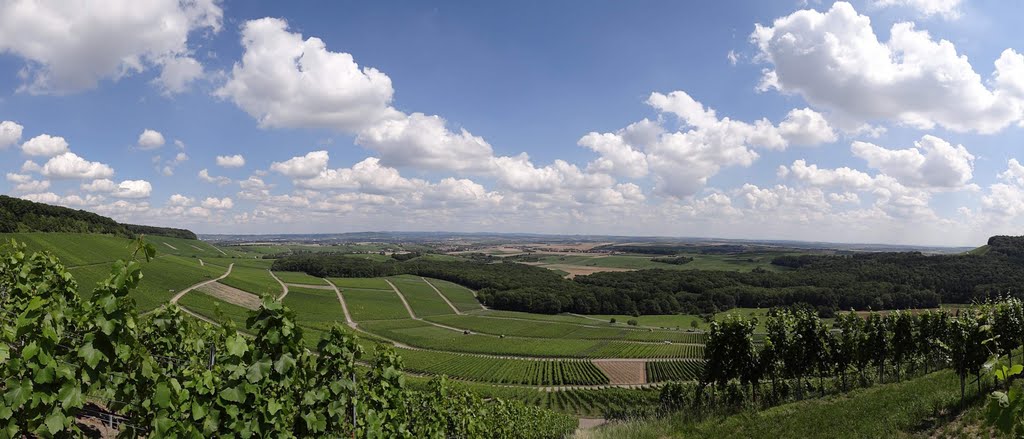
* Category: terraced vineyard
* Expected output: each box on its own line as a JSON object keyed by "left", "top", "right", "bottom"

{"left": 423, "top": 278, "right": 482, "bottom": 312}
{"left": 425, "top": 314, "right": 705, "bottom": 343}
{"left": 178, "top": 289, "right": 252, "bottom": 328}
{"left": 272, "top": 270, "right": 326, "bottom": 284}
{"left": 358, "top": 319, "right": 702, "bottom": 358}
{"left": 646, "top": 360, "right": 705, "bottom": 382}
{"left": 218, "top": 265, "right": 283, "bottom": 298}
{"left": 395, "top": 349, "right": 609, "bottom": 385}
{"left": 329, "top": 277, "right": 392, "bottom": 289}
{"left": 343, "top": 288, "right": 411, "bottom": 321}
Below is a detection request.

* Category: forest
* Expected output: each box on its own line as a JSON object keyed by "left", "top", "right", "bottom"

{"left": 0, "top": 195, "right": 196, "bottom": 239}
{"left": 274, "top": 236, "right": 1024, "bottom": 316}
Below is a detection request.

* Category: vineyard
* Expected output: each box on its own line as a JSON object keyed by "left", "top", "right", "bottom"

{"left": 645, "top": 360, "right": 705, "bottom": 382}
{"left": 0, "top": 241, "right": 578, "bottom": 437}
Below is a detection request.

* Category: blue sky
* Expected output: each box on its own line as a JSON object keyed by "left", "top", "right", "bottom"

{"left": 1, "top": 0, "right": 1023, "bottom": 246}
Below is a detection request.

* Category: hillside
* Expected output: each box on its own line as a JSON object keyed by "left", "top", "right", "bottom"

{"left": 0, "top": 195, "right": 196, "bottom": 239}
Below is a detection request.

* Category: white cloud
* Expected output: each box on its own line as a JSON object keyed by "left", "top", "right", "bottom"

{"left": 998, "top": 159, "right": 1024, "bottom": 187}
{"left": 0, "top": 0, "right": 222, "bottom": 94}
{"left": 873, "top": 0, "right": 962, "bottom": 20}
{"left": 112, "top": 180, "right": 152, "bottom": 199}
{"left": 851, "top": 135, "right": 974, "bottom": 188}
{"left": 752, "top": 1, "right": 1024, "bottom": 133}
{"left": 216, "top": 154, "right": 246, "bottom": 168}
{"left": 81, "top": 178, "right": 116, "bottom": 192}
{"left": 270, "top": 150, "right": 329, "bottom": 178}
{"left": 356, "top": 112, "right": 494, "bottom": 172}
{"left": 778, "top": 108, "right": 838, "bottom": 146}
{"left": 41, "top": 152, "right": 114, "bottom": 179}
{"left": 20, "top": 160, "right": 39, "bottom": 172}
{"left": 0, "top": 121, "right": 23, "bottom": 149}
{"left": 578, "top": 120, "right": 653, "bottom": 179}
{"left": 21, "top": 134, "right": 68, "bottom": 157}
{"left": 201, "top": 197, "right": 234, "bottom": 209}
{"left": 155, "top": 55, "right": 204, "bottom": 95}
{"left": 168, "top": 194, "right": 194, "bottom": 206}
{"left": 215, "top": 17, "right": 399, "bottom": 131}
{"left": 137, "top": 129, "right": 165, "bottom": 150}
{"left": 198, "top": 168, "right": 230, "bottom": 185}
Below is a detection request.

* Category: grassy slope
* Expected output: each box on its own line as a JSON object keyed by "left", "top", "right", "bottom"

{"left": 586, "top": 370, "right": 973, "bottom": 439}
{"left": 273, "top": 270, "right": 327, "bottom": 284}
{"left": 219, "top": 265, "right": 282, "bottom": 298}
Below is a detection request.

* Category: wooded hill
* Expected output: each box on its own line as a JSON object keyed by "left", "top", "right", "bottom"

{"left": 0, "top": 195, "right": 197, "bottom": 239}
{"left": 274, "top": 236, "right": 1024, "bottom": 316}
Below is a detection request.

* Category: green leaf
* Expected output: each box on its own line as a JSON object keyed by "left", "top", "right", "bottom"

{"left": 154, "top": 382, "right": 172, "bottom": 408}
{"left": 78, "top": 342, "right": 105, "bottom": 369}
{"left": 246, "top": 359, "right": 271, "bottom": 383}
{"left": 220, "top": 386, "right": 246, "bottom": 403}
{"left": 191, "top": 400, "right": 207, "bottom": 421}
{"left": 226, "top": 334, "right": 248, "bottom": 357}
{"left": 267, "top": 399, "right": 282, "bottom": 415}
{"left": 58, "top": 384, "right": 83, "bottom": 410}
{"left": 44, "top": 411, "right": 64, "bottom": 435}
{"left": 274, "top": 354, "right": 296, "bottom": 375}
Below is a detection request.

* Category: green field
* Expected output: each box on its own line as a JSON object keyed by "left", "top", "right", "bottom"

{"left": 425, "top": 278, "right": 482, "bottom": 312}
{"left": 272, "top": 270, "right": 325, "bottom": 284}
{"left": 645, "top": 360, "right": 705, "bottom": 382}
{"left": 425, "top": 314, "right": 705, "bottom": 343}
{"left": 388, "top": 275, "right": 456, "bottom": 316}
{"left": 395, "top": 348, "right": 609, "bottom": 386}
{"left": 329, "top": 277, "right": 392, "bottom": 290}
{"left": 521, "top": 252, "right": 794, "bottom": 275}
{"left": 343, "top": 288, "right": 411, "bottom": 321}
{"left": 592, "top": 308, "right": 769, "bottom": 331}
{"left": 358, "top": 319, "right": 702, "bottom": 359}
{"left": 219, "top": 265, "right": 282, "bottom": 297}
{"left": 69, "top": 255, "right": 226, "bottom": 310}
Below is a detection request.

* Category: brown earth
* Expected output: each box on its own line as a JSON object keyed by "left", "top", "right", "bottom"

{"left": 197, "top": 282, "right": 261, "bottom": 309}
{"left": 592, "top": 360, "right": 646, "bottom": 385}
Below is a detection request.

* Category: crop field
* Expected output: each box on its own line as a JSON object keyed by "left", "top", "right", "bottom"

{"left": 343, "top": 288, "right": 411, "bottom": 321}
{"left": 516, "top": 251, "right": 795, "bottom": 277}
{"left": 395, "top": 348, "right": 609, "bottom": 386}
{"left": 272, "top": 270, "right": 326, "bottom": 284}
{"left": 67, "top": 255, "right": 225, "bottom": 310}
{"left": 219, "top": 265, "right": 283, "bottom": 297}
{"left": 645, "top": 360, "right": 705, "bottom": 382}
{"left": 357, "top": 319, "right": 702, "bottom": 358}
{"left": 284, "top": 286, "right": 346, "bottom": 325}
{"left": 424, "top": 278, "right": 482, "bottom": 311}
{"left": 449, "top": 382, "right": 662, "bottom": 417}
{"left": 593, "top": 307, "right": 769, "bottom": 331}
{"left": 0, "top": 232, "right": 137, "bottom": 266}
{"left": 472, "top": 309, "right": 611, "bottom": 325}
{"left": 425, "top": 314, "right": 705, "bottom": 343}
{"left": 178, "top": 290, "right": 252, "bottom": 328}
{"left": 203, "top": 257, "right": 274, "bottom": 269}
{"left": 388, "top": 276, "right": 456, "bottom": 316}
{"left": 329, "top": 277, "right": 392, "bottom": 289}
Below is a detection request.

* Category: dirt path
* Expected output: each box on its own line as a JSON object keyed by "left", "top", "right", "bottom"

{"left": 421, "top": 277, "right": 461, "bottom": 314}
{"left": 324, "top": 279, "right": 356, "bottom": 327}
{"left": 162, "top": 242, "right": 179, "bottom": 251}
{"left": 189, "top": 244, "right": 205, "bottom": 252}
{"left": 593, "top": 360, "right": 646, "bottom": 385}
{"left": 169, "top": 263, "right": 234, "bottom": 304}
{"left": 212, "top": 246, "right": 227, "bottom": 256}
{"left": 198, "top": 259, "right": 204, "bottom": 266}
{"left": 385, "top": 278, "right": 418, "bottom": 319}
{"left": 197, "top": 282, "right": 261, "bottom": 310}
{"left": 268, "top": 270, "right": 289, "bottom": 300}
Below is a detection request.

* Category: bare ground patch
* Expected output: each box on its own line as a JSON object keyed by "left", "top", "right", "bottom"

{"left": 197, "top": 282, "right": 262, "bottom": 309}
{"left": 592, "top": 360, "right": 646, "bottom": 385}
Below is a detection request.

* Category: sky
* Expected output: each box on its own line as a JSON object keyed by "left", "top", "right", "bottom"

{"left": 1, "top": 0, "right": 1023, "bottom": 246}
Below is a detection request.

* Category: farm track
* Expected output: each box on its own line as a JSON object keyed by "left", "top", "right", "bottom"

{"left": 384, "top": 279, "right": 418, "bottom": 319}
{"left": 420, "top": 277, "right": 462, "bottom": 314}
{"left": 169, "top": 263, "right": 234, "bottom": 304}
{"left": 162, "top": 242, "right": 178, "bottom": 251}
{"left": 269, "top": 270, "right": 289, "bottom": 300}
{"left": 324, "top": 279, "right": 356, "bottom": 327}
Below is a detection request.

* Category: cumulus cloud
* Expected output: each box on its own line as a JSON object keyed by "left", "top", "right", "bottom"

{"left": 270, "top": 150, "right": 329, "bottom": 178}
{"left": 356, "top": 112, "right": 495, "bottom": 172}
{"left": 155, "top": 55, "right": 204, "bottom": 95}
{"left": 781, "top": 159, "right": 933, "bottom": 218}
{"left": 752, "top": 1, "right": 1024, "bottom": 133}
{"left": 851, "top": 135, "right": 974, "bottom": 188}
{"left": 41, "top": 152, "right": 114, "bottom": 179}
{"left": 21, "top": 134, "right": 69, "bottom": 157}
{"left": 137, "top": 129, "right": 165, "bottom": 150}
{"left": 0, "top": 121, "right": 23, "bottom": 149}
{"left": 201, "top": 197, "right": 234, "bottom": 209}
{"left": 215, "top": 17, "right": 399, "bottom": 131}
{"left": 111, "top": 180, "right": 152, "bottom": 199}
{"left": 0, "top": 0, "right": 222, "bottom": 94}
{"left": 216, "top": 154, "right": 246, "bottom": 168}
{"left": 198, "top": 169, "right": 231, "bottom": 185}
{"left": 168, "top": 194, "right": 194, "bottom": 206}
{"left": 81, "top": 178, "right": 116, "bottom": 192}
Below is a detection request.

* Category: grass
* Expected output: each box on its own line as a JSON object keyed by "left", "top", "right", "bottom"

{"left": 219, "top": 265, "right": 283, "bottom": 297}
{"left": 66, "top": 255, "right": 226, "bottom": 311}
{"left": 343, "top": 288, "right": 411, "bottom": 321}
{"left": 424, "top": 278, "right": 482, "bottom": 312}
{"left": 358, "top": 319, "right": 702, "bottom": 358}
{"left": 0, "top": 232, "right": 138, "bottom": 266}
{"left": 329, "top": 277, "right": 392, "bottom": 290}
{"left": 272, "top": 271, "right": 325, "bottom": 285}
{"left": 388, "top": 275, "right": 455, "bottom": 316}
{"left": 585, "top": 370, "right": 971, "bottom": 439}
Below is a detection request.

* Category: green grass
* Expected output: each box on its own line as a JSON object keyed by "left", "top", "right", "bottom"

{"left": 588, "top": 370, "right": 969, "bottom": 438}
{"left": 388, "top": 276, "right": 455, "bottom": 316}
{"left": 0, "top": 232, "right": 138, "bottom": 266}
{"left": 424, "top": 278, "right": 482, "bottom": 312}
{"left": 329, "top": 277, "right": 392, "bottom": 290}
{"left": 358, "top": 319, "right": 701, "bottom": 358}
{"left": 343, "top": 288, "right": 411, "bottom": 321}
{"left": 219, "top": 265, "right": 283, "bottom": 297}
{"left": 272, "top": 271, "right": 325, "bottom": 285}
{"left": 178, "top": 290, "right": 252, "bottom": 328}
{"left": 425, "top": 314, "right": 705, "bottom": 343}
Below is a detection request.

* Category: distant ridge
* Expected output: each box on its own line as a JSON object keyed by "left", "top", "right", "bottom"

{"left": 0, "top": 195, "right": 196, "bottom": 240}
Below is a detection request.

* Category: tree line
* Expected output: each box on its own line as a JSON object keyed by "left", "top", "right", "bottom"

{"left": 0, "top": 241, "right": 575, "bottom": 437}
{"left": 273, "top": 237, "right": 1024, "bottom": 316}
{"left": 0, "top": 195, "right": 197, "bottom": 239}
